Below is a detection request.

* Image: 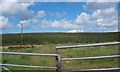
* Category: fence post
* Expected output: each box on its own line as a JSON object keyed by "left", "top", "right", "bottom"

{"left": 56, "top": 48, "right": 61, "bottom": 72}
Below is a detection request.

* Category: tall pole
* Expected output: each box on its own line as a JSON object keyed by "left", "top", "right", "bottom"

{"left": 21, "top": 23, "right": 24, "bottom": 45}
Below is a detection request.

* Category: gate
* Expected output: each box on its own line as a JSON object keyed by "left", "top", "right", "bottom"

{"left": 56, "top": 42, "right": 120, "bottom": 72}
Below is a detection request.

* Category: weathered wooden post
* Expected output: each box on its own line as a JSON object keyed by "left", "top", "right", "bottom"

{"left": 56, "top": 48, "right": 61, "bottom": 72}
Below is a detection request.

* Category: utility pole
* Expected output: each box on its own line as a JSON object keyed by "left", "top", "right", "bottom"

{"left": 21, "top": 23, "right": 24, "bottom": 45}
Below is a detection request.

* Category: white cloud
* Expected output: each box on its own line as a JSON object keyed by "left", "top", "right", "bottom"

{"left": 40, "top": 19, "right": 84, "bottom": 31}
{"left": 85, "top": 2, "right": 116, "bottom": 10}
{"left": 96, "top": 18, "right": 118, "bottom": 27}
{"left": 92, "top": 8, "right": 117, "bottom": 20}
{"left": 41, "top": 13, "right": 82, "bottom": 31}
{"left": 32, "top": 20, "right": 48, "bottom": 30}
{"left": 0, "top": 0, "right": 34, "bottom": 20}
{"left": 42, "top": 20, "right": 74, "bottom": 30}
{"left": 36, "top": 11, "right": 46, "bottom": 18}
{"left": 92, "top": 10, "right": 101, "bottom": 19}
{"left": 41, "top": 20, "right": 79, "bottom": 30}
{"left": 29, "top": 8, "right": 118, "bottom": 32}
{"left": 31, "top": 18, "right": 40, "bottom": 24}
{"left": 67, "top": 29, "right": 84, "bottom": 33}
{"left": 41, "top": 20, "right": 49, "bottom": 25}
{"left": 20, "top": 2, "right": 34, "bottom": 8}
{"left": 18, "top": 2, "right": 118, "bottom": 32}
{"left": 0, "top": 16, "right": 12, "bottom": 31}
{"left": 103, "top": 7, "right": 116, "bottom": 15}
{"left": 1, "top": 1, "right": 117, "bottom": 32}
{"left": 75, "top": 12, "right": 90, "bottom": 24}
{"left": 17, "top": 20, "right": 30, "bottom": 29}
{"left": 84, "top": 2, "right": 118, "bottom": 32}
{"left": 91, "top": 8, "right": 118, "bottom": 28}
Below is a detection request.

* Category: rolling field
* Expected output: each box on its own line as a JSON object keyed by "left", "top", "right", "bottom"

{"left": 1, "top": 32, "right": 120, "bottom": 70}
{"left": 1, "top": 32, "right": 120, "bottom": 46}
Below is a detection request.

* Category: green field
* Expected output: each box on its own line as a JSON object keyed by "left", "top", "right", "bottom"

{"left": 1, "top": 32, "right": 119, "bottom": 46}
{"left": 1, "top": 32, "right": 120, "bottom": 70}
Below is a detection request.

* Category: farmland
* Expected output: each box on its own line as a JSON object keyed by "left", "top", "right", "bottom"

{"left": 1, "top": 32, "right": 120, "bottom": 70}
{"left": 2, "top": 32, "right": 120, "bottom": 46}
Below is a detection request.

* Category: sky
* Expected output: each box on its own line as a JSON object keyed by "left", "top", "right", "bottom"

{"left": 0, "top": 0, "right": 119, "bottom": 34}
